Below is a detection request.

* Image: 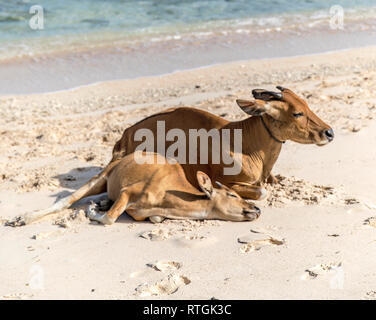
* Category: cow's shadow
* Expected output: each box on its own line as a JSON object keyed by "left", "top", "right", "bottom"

{"left": 54, "top": 165, "right": 102, "bottom": 191}
{"left": 50, "top": 165, "right": 102, "bottom": 202}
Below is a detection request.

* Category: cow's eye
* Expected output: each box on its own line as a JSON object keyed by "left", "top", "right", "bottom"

{"left": 227, "top": 192, "right": 238, "bottom": 198}
{"left": 293, "top": 112, "right": 304, "bottom": 118}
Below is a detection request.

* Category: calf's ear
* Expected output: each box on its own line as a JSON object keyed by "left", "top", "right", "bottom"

{"left": 236, "top": 99, "right": 267, "bottom": 116}
{"left": 196, "top": 171, "right": 214, "bottom": 199}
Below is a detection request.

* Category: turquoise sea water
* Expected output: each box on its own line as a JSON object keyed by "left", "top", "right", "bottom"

{"left": 1, "top": 1, "right": 375, "bottom": 38}
{"left": 0, "top": 1, "right": 375, "bottom": 94}
{"left": 0, "top": 0, "right": 375, "bottom": 58}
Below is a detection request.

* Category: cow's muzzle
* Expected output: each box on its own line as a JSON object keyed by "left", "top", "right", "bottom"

{"left": 317, "top": 128, "right": 334, "bottom": 146}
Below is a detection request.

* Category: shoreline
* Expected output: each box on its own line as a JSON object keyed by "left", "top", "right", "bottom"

{"left": 5, "top": 43, "right": 374, "bottom": 98}
{"left": 2, "top": 3, "right": 375, "bottom": 62}
{"left": 1, "top": 26, "right": 375, "bottom": 95}
{"left": 1, "top": 44, "right": 375, "bottom": 102}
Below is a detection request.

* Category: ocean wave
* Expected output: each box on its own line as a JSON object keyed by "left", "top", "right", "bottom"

{"left": 0, "top": 3, "right": 375, "bottom": 61}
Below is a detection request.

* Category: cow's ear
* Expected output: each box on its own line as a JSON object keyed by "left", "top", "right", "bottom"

{"left": 196, "top": 171, "right": 214, "bottom": 199}
{"left": 237, "top": 99, "right": 283, "bottom": 120}
{"left": 236, "top": 99, "right": 267, "bottom": 116}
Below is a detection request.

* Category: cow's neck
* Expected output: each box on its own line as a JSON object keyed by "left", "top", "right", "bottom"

{"left": 232, "top": 115, "right": 283, "bottom": 180}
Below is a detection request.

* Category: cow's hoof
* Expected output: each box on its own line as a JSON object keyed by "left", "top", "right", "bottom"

{"left": 258, "top": 188, "right": 267, "bottom": 200}
{"left": 149, "top": 216, "right": 165, "bottom": 224}
{"left": 266, "top": 174, "right": 279, "bottom": 185}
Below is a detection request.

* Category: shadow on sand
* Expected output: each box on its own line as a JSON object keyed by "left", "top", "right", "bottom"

{"left": 49, "top": 165, "right": 147, "bottom": 225}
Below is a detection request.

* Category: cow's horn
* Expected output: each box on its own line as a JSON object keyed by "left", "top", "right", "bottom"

{"left": 215, "top": 181, "right": 223, "bottom": 188}
{"left": 252, "top": 89, "right": 283, "bottom": 101}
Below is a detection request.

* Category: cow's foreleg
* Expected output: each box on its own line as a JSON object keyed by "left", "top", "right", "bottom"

{"left": 230, "top": 183, "right": 267, "bottom": 200}
{"left": 6, "top": 161, "right": 120, "bottom": 227}
{"left": 266, "top": 173, "right": 279, "bottom": 184}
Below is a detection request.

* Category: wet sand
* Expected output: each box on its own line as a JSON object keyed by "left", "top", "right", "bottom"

{"left": 1, "top": 25, "right": 375, "bottom": 95}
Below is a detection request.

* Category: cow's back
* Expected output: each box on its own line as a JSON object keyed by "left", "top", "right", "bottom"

{"left": 112, "top": 107, "right": 229, "bottom": 160}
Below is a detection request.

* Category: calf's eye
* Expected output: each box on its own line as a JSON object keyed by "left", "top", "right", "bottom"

{"left": 293, "top": 112, "right": 304, "bottom": 118}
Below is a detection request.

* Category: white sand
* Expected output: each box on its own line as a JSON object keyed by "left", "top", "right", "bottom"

{"left": 1, "top": 46, "right": 376, "bottom": 299}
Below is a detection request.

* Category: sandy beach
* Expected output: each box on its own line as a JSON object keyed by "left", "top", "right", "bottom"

{"left": 1, "top": 46, "right": 376, "bottom": 300}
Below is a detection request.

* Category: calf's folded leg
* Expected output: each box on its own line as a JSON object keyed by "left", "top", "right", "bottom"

{"left": 87, "top": 191, "right": 129, "bottom": 225}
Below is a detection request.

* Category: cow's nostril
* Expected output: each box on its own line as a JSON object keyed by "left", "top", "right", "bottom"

{"left": 324, "top": 128, "right": 334, "bottom": 141}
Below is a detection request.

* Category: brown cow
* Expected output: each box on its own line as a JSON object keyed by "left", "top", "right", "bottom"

{"left": 8, "top": 87, "right": 333, "bottom": 226}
